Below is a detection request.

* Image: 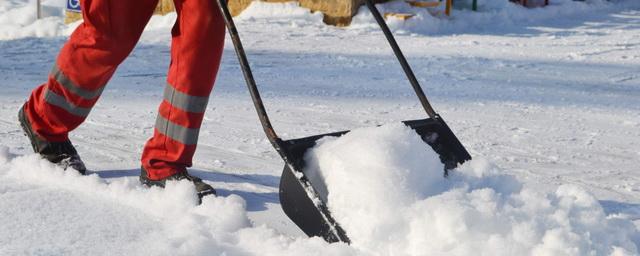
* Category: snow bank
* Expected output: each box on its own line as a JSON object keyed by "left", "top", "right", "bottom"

{"left": 352, "top": 0, "right": 640, "bottom": 34}
{"left": 3, "top": 0, "right": 640, "bottom": 41}
{"left": 0, "top": 152, "right": 249, "bottom": 255}
{"left": 237, "top": 1, "right": 323, "bottom": 22}
{"left": 305, "top": 123, "right": 640, "bottom": 255}
{"left": 0, "top": 0, "right": 72, "bottom": 40}
{"left": 0, "top": 0, "right": 176, "bottom": 41}
{"left": 0, "top": 147, "right": 356, "bottom": 255}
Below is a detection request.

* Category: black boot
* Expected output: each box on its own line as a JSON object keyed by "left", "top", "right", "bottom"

{"left": 140, "top": 167, "right": 217, "bottom": 201}
{"left": 18, "top": 105, "right": 87, "bottom": 174}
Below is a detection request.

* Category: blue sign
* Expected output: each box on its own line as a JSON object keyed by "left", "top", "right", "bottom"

{"left": 67, "top": 0, "right": 81, "bottom": 12}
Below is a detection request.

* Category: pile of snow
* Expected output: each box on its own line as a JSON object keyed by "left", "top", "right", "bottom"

{"left": 0, "top": 0, "right": 178, "bottom": 41}
{"left": 235, "top": 0, "right": 640, "bottom": 36}
{"left": 0, "top": 0, "right": 70, "bottom": 40}
{"left": 237, "top": 1, "right": 323, "bottom": 21}
{"left": 305, "top": 124, "right": 639, "bottom": 255}
{"left": 352, "top": 0, "right": 640, "bottom": 34}
{"left": 0, "top": 146, "right": 356, "bottom": 255}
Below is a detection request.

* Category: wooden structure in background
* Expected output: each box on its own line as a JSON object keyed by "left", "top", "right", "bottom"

{"left": 155, "top": 0, "right": 176, "bottom": 15}
{"left": 384, "top": 12, "right": 415, "bottom": 20}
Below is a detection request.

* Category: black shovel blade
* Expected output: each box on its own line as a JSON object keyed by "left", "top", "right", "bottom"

{"left": 278, "top": 116, "right": 471, "bottom": 243}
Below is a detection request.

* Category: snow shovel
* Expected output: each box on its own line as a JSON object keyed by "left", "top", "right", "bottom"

{"left": 215, "top": 0, "right": 472, "bottom": 243}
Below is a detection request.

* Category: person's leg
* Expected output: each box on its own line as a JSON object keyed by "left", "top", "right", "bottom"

{"left": 23, "top": 0, "right": 159, "bottom": 143}
{"left": 141, "top": 0, "right": 225, "bottom": 180}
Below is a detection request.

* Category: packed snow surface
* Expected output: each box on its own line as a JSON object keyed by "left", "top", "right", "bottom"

{"left": 305, "top": 124, "right": 639, "bottom": 255}
{"left": 0, "top": 147, "right": 357, "bottom": 255}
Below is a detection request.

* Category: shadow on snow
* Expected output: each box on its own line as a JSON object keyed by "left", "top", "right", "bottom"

{"left": 94, "top": 168, "right": 279, "bottom": 212}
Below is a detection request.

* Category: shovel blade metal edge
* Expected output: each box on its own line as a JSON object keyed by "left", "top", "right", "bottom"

{"left": 279, "top": 164, "right": 349, "bottom": 243}
{"left": 278, "top": 116, "right": 471, "bottom": 243}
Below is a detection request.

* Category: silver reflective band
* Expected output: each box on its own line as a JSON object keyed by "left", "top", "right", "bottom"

{"left": 164, "top": 84, "right": 209, "bottom": 113}
{"left": 155, "top": 115, "right": 200, "bottom": 145}
{"left": 51, "top": 64, "right": 104, "bottom": 100}
{"left": 43, "top": 88, "right": 92, "bottom": 117}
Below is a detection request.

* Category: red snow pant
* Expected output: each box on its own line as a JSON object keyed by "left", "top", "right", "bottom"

{"left": 23, "top": 0, "right": 225, "bottom": 180}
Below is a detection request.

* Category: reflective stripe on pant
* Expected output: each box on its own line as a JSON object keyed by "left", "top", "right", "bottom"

{"left": 24, "top": 0, "right": 225, "bottom": 180}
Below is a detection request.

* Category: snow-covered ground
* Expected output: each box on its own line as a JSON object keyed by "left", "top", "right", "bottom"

{"left": 1, "top": 0, "right": 639, "bottom": 255}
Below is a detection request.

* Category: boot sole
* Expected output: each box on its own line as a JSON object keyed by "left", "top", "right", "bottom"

{"left": 18, "top": 105, "right": 41, "bottom": 153}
